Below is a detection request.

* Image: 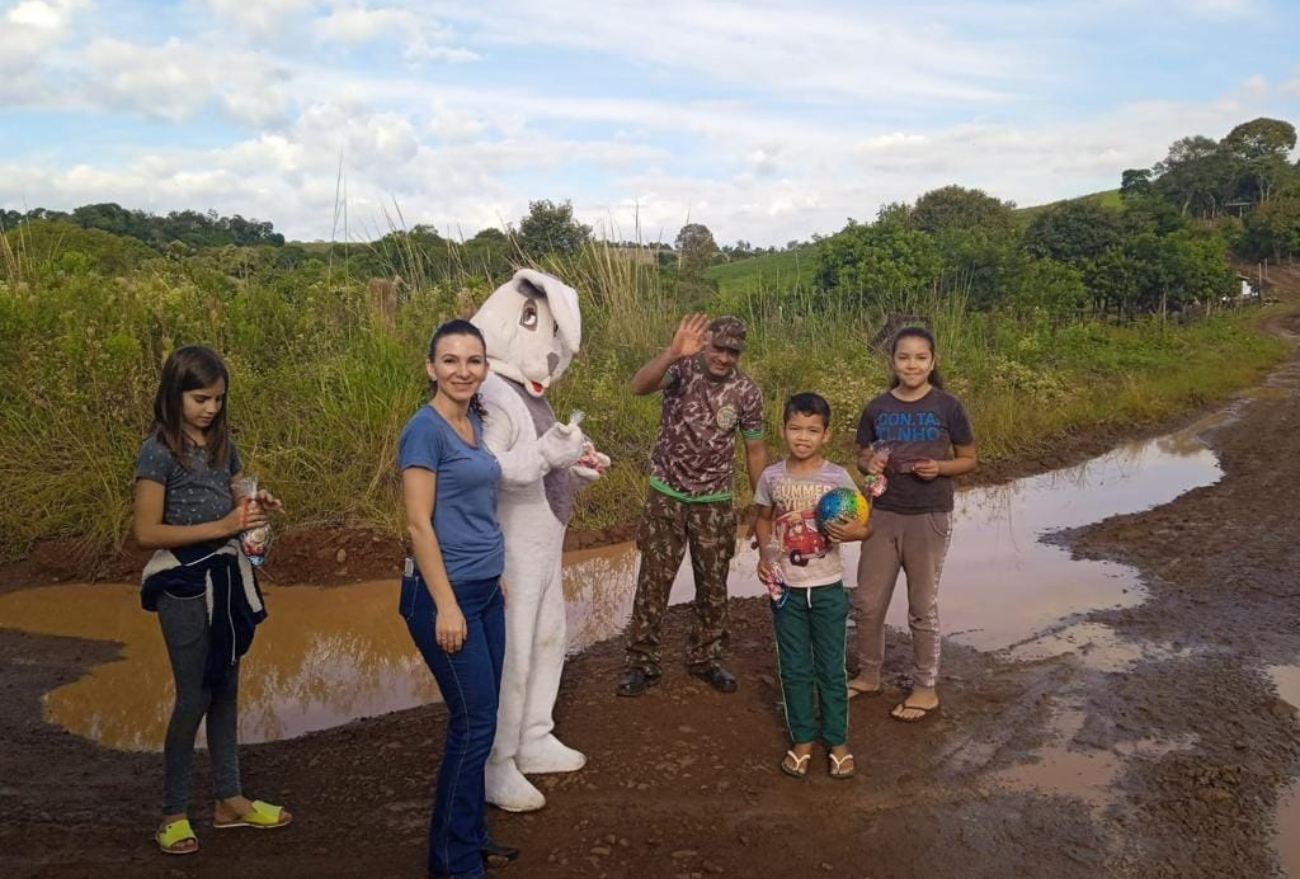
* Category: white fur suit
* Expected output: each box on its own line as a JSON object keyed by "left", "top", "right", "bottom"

{"left": 473, "top": 269, "right": 608, "bottom": 813}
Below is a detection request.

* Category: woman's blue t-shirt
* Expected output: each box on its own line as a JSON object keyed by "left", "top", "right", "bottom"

{"left": 398, "top": 405, "right": 504, "bottom": 584}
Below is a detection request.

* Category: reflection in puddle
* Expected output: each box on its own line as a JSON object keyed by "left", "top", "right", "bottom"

{"left": 1270, "top": 665, "right": 1300, "bottom": 709}
{"left": 991, "top": 707, "right": 1196, "bottom": 810}
{"left": 1007, "top": 622, "right": 1195, "bottom": 672}
{"left": 991, "top": 709, "right": 1118, "bottom": 809}
{"left": 0, "top": 582, "right": 438, "bottom": 751}
{"left": 996, "top": 746, "right": 1120, "bottom": 808}
{"left": 562, "top": 547, "right": 640, "bottom": 655}
{"left": 563, "top": 423, "right": 1221, "bottom": 654}
{"left": 0, "top": 423, "right": 1224, "bottom": 750}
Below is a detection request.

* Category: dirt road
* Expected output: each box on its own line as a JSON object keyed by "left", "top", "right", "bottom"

{"left": 2, "top": 298, "right": 1299, "bottom": 879}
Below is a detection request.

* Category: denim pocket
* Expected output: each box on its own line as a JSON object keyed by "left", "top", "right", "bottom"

{"left": 399, "top": 566, "right": 421, "bottom": 621}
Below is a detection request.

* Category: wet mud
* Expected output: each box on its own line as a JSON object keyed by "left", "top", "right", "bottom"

{"left": 3, "top": 296, "right": 1300, "bottom": 877}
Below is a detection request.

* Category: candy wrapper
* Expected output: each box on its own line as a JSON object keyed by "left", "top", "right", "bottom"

{"left": 762, "top": 537, "right": 789, "bottom": 606}
{"left": 569, "top": 409, "right": 608, "bottom": 475}
{"left": 234, "top": 476, "right": 273, "bottom": 566}
{"left": 863, "top": 442, "right": 891, "bottom": 498}
{"left": 575, "top": 440, "right": 608, "bottom": 475}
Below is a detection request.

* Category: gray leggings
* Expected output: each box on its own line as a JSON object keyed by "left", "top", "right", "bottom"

{"left": 158, "top": 592, "right": 241, "bottom": 815}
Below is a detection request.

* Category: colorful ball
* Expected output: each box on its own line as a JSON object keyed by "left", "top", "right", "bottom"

{"left": 815, "top": 486, "right": 870, "bottom": 532}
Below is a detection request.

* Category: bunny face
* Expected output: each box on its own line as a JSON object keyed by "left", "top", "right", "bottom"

{"left": 472, "top": 269, "right": 582, "bottom": 398}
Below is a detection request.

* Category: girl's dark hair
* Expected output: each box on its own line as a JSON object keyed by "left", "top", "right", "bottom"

{"left": 783, "top": 392, "right": 832, "bottom": 427}
{"left": 888, "top": 326, "right": 945, "bottom": 389}
{"left": 427, "top": 319, "right": 488, "bottom": 420}
{"left": 152, "top": 345, "right": 232, "bottom": 469}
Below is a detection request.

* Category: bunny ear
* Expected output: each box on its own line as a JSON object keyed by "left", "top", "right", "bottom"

{"left": 511, "top": 268, "right": 582, "bottom": 352}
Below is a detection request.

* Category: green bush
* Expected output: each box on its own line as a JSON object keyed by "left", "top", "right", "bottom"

{"left": 0, "top": 229, "right": 1288, "bottom": 561}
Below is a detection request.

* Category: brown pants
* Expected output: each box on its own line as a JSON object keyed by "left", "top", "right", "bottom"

{"left": 624, "top": 490, "right": 738, "bottom": 674}
{"left": 852, "top": 508, "right": 952, "bottom": 690}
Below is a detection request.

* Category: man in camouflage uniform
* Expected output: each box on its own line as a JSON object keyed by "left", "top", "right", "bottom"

{"left": 617, "top": 314, "right": 768, "bottom": 696}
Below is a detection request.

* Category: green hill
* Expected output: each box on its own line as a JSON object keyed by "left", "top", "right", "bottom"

{"left": 708, "top": 246, "right": 818, "bottom": 301}
{"left": 707, "top": 188, "right": 1126, "bottom": 301}
{"left": 1015, "top": 189, "right": 1123, "bottom": 220}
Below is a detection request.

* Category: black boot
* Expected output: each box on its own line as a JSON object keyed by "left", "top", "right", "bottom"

{"left": 616, "top": 667, "right": 661, "bottom": 697}
{"left": 690, "top": 664, "right": 738, "bottom": 693}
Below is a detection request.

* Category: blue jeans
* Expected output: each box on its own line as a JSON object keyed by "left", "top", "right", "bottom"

{"left": 401, "top": 571, "right": 505, "bottom": 879}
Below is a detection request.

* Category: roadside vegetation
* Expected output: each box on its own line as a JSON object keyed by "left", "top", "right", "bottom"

{"left": 1, "top": 118, "right": 1297, "bottom": 559}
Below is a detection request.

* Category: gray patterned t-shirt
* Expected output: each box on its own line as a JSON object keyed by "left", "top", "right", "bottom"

{"left": 649, "top": 354, "right": 764, "bottom": 502}
{"left": 135, "top": 435, "right": 242, "bottom": 526}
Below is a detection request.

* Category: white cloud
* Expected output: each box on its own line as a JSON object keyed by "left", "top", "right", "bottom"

{"left": 8, "top": 0, "right": 68, "bottom": 28}
{"left": 295, "top": 100, "right": 421, "bottom": 168}
{"left": 315, "top": 6, "right": 405, "bottom": 43}
{"left": 0, "top": 0, "right": 87, "bottom": 102}
{"left": 1241, "top": 74, "right": 1269, "bottom": 99}
{"left": 313, "top": 5, "right": 478, "bottom": 65}
{"left": 427, "top": 100, "right": 488, "bottom": 142}
{"left": 406, "top": 42, "right": 479, "bottom": 64}
{"left": 81, "top": 37, "right": 295, "bottom": 127}
{"left": 1178, "top": 0, "right": 1259, "bottom": 16}
{"left": 0, "top": 0, "right": 87, "bottom": 84}
{"left": 200, "top": 0, "right": 315, "bottom": 37}
{"left": 441, "top": 0, "right": 1028, "bottom": 105}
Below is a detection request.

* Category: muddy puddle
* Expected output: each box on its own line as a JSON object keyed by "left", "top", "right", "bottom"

{"left": 989, "top": 705, "right": 1197, "bottom": 813}
{"left": 0, "top": 581, "right": 438, "bottom": 750}
{"left": 0, "top": 422, "right": 1223, "bottom": 752}
{"left": 1272, "top": 665, "right": 1300, "bottom": 878}
{"left": 564, "top": 424, "right": 1222, "bottom": 656}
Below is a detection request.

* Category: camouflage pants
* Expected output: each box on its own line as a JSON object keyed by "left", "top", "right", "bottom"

{"left": 624, "top": 490, "right": 738, "bottom": 673}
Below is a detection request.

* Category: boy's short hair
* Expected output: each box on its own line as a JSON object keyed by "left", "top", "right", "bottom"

{"left": 783, "top": 392, "right": 831, "bottom": 427}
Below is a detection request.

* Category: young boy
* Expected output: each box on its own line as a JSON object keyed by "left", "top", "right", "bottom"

{"left": 753, "top": 392, "right": 872, "bottom": 779}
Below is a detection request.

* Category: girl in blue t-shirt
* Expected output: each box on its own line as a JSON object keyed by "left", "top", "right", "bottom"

{"left": 133, "top": 345, "right": 291, "bottom": 856}
{"left": 398, "top": 319, "right": 516, "bottom": 879}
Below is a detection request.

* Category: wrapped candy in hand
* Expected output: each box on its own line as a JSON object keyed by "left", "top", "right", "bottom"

{"left": 864, "top": 441, "right": 891, "bottom": 497}
{"left": 574, "top": 439, "right": 608, "bottom": 475}
{"left": 569, "top": 410, "right": 608, "bottom": 475}
{"left": 762, "top": 537, "right": 789, "bottom": 606}
{"left": 862, "top": 472, "right": 889, "bottom": 498}
{"left": 234, "top": 476, "right": 273, "bottom": 567}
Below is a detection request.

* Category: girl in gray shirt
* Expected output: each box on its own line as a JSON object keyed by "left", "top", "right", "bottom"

{"left": 133, "top": 345, "right": 292, "bottom": 855}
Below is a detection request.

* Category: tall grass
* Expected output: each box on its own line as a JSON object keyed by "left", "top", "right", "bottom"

{"left": 0, "top": 227, "right": 1289, "bottom": 561}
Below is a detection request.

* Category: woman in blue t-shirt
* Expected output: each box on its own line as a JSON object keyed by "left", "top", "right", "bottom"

{"left": 398, "top": 318, "right": 515, "bottom": 879}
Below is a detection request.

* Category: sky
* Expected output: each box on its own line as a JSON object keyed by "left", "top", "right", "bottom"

{"left": 1, "top": 0, "right": 1299, "bottom": 246}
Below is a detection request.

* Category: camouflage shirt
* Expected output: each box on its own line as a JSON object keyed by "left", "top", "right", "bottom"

{"left": 649, "top": 354, "right": 765, "bottom": 502}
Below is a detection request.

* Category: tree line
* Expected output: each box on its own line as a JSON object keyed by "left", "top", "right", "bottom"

{"left": 807, "top": 116, "right": 1298, "bottom": 319}
{"left": 0, "top": 203, "right": 285, "bottom": 249}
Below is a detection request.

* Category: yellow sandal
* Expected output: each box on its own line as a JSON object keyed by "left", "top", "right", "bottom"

{"left": 213, "top": 800, "right": 293, "bottom": 830}
{"left": 156, "top": 818, "right": 199, "bottom": 855}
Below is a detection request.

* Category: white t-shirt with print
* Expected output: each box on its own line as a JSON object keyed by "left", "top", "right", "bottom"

{"left": 753, "top": 459, "right": 858, "bottom": 588}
